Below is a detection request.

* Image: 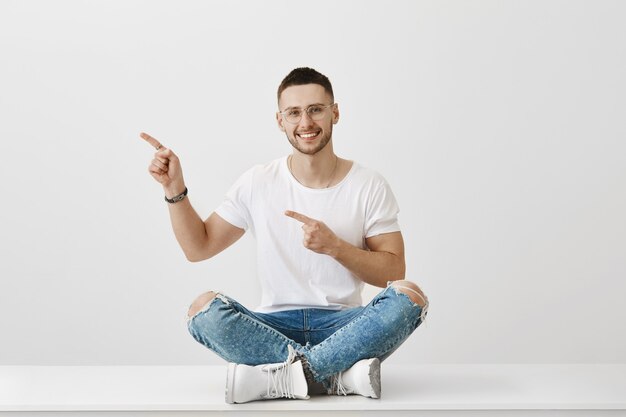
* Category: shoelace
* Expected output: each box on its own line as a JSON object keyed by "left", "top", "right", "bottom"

{"left": 262, "top": 345, "right": 298, "bottom": 399}
{"left": 329, "top": 373, "right": 349, "bottom": 396}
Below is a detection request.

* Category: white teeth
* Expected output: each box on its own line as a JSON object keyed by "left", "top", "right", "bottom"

{"left": 299, "top": 132, "right": 318, "bottom": 138}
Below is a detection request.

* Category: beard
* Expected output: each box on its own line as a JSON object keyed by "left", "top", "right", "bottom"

{"left": 286, "top": 123, "right": 333, "bottom": 155}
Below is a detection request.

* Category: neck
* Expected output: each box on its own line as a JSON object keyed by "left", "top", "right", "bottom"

{"left": 289, "top": 147, "right": 339, "bottom": 189}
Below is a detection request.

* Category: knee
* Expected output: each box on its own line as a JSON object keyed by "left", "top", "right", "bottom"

{"left": 390, "top": 280, "right": 428, "bottom": 308}
{"left": 187, "top": 290, "right": 217, "bottom": 320}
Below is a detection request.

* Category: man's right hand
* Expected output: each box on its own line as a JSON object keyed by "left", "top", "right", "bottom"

{"left": 139, "top": 132, "right": 245, "bottom": 262}
{"left": 140, "top": 132, "right": 186, "bottom": 198}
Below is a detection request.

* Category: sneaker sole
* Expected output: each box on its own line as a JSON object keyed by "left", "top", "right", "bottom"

{"left": 225, "top": 363, "right": 237, "bottom": 404}
{"left": 369, "top": 358, "right": 381, "bottom": 399}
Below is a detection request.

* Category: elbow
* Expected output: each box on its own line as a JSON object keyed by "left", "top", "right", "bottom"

{"left": 183, "top": 236, "right": 213, "bottom": 263}
{"left": 397, "top": 263, "right": 406, "bottom": 280}
{"left": 391, "top": 265, "right": 406, "bottom": 281}
{"left": 375, "top": 256, "right": 405, "bottom": 286}
{"left": 391, "top": 257, "right": 406, "bottom": 281}
{"left": 184, "top": 250, "right": 211, "bottom": 263}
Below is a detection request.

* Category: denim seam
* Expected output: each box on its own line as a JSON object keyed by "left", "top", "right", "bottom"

{"left": 307, "top": 326, "right": 352, "bottom": 332}
{"left": 378, "top": 314, "right": 420, "bottom": 355}
{"left": 269, "top": 320, "right": 354, "bottom": 333}
{"left": 309, "top": 288, "right": 401, "bottom": 351}
{"left": 308, "top": 312, "right": 371, "bottom": 355}
{"left": 305, "top": 311, "right": 372, "bottom": 382}
{"left": 306, "top": 290, "right": 425, "bottom": 381}
{"left": 295, "top": 352, "right": 316, "bottom": 385}
{"left": 306, "top": 310, "right": 364, "bottom": 332}
{"left": 379, "top": 330, "right": 413, "bottom": 358}
{"left": 187, "top": 295, "right": 302, "bottom": 365}
{"left": 262, "top": 309, "right": 360, "bottom": 332}
{"left": 236, "top": 311, "right": 303, "bottom": 352}
{"left": 305, "top": 355, "right": 325, "bottom": 383}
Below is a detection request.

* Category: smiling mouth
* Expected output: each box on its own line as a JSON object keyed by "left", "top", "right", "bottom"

{"left": 297, "top": 131, "right": 320, "bottom": 140}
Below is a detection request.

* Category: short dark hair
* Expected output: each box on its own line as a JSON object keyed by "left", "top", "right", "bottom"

{"left": 277, "top": 67, "right": 334, "bottom": 104}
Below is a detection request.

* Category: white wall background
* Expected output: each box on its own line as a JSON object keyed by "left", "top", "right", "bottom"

{"left": 0, "top": 0, "right": 624, "bottom": 366}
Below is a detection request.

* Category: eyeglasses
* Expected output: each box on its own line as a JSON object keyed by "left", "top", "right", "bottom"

{"left": 279, "top": 103, "right": 335, "bottom": 124}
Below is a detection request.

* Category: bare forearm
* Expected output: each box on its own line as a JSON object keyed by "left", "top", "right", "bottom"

{"left": 283, "top": 211, "right": 405, "bottom": 286}
{"left": 165, "top": 193, "right": 208, "bottom": 261}
{"left": 331, "top": 240, "right": 405, "bottom": 287}
{"left": 141, "top": 134, "right": 212, "bottom": 261}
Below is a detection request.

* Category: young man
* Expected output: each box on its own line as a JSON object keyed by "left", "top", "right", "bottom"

{"left": 141, "top": 68, "right": 429, "bottom": 403}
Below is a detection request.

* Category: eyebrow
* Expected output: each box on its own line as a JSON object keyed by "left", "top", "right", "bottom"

{"left": 282, "top": 103, "right": 325, "bottom": 111}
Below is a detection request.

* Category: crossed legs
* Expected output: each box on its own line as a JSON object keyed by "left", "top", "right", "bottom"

{"left": 186, "top": 280, "right": 429, "bottom": 397}
{"left": 186, "top": 281, "right": 428, "bottom": 368}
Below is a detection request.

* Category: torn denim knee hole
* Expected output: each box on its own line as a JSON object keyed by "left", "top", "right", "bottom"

{"left": 186, "top": 292, "right": 228, "bottom": 323}
{"left": 389, "top": 284, "right": 428, "bottom": 306}
{"left": 389, "top": 285, "right": 429, "bottom": 322}
{"left": 215, "top": 293, "right": 230, "bottom": 305}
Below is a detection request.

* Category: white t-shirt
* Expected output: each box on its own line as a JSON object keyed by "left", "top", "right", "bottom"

{"left": 215, "top": 156, "right": 401, "bottom": 313}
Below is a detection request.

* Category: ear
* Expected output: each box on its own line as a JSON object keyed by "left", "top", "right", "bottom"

{"left": 332, "top": 103, "right": 340, "bottom": 124}
{"left": 276, "top": 112, "right": 286, "bottom": 131}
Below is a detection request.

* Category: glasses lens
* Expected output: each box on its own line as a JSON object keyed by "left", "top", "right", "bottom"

{"left": 307, "top": 105, "right": 326, "bottom": 121}
{"left": 285, "top": 109, "right": 302, "bottom": 124}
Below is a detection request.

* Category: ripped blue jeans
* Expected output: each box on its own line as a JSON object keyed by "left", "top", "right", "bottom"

{"left": 186, "top": 283, "right": 428, "bottom": 385}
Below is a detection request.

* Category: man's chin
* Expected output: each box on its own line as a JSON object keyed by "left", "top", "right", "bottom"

{"left": 288, "top": 136, "right": 331, "bottom": 155}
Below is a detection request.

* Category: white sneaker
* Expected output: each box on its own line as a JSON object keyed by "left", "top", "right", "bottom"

{"left": 225, "top": 346, "right": 309, "bottom": 404}
{"left": 329, "top": 358, "right": 381, "bottom": 398}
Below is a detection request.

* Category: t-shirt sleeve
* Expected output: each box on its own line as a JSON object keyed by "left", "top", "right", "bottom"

{"left": 364, "top": 178, "right": 401, "bottom": 238}
{"left": 214, "top": 168, "right": 255, "bottom": 231}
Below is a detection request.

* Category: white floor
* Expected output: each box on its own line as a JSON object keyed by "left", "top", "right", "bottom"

{"left": 1, "top": 364, "right": 625, "bottom": 416}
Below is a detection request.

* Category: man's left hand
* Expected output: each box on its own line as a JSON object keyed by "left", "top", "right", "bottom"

{"left": 285, "top": 210, "right": 342, "bottom": 257}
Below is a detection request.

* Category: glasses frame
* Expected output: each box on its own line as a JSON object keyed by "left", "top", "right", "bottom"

{"left": 279, "top": 103, "right": 335, "bottom": 124}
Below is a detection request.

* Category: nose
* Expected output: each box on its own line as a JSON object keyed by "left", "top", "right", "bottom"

{"left": 298, "top": 110, "right": 315, "bottom": 129}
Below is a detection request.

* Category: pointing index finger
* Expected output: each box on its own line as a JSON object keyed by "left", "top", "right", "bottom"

{"left": 140, "top": 132, "right": 163, "bottom": 150}
{"left": 285, "top": 210, "right": 315, "bottom": 224}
